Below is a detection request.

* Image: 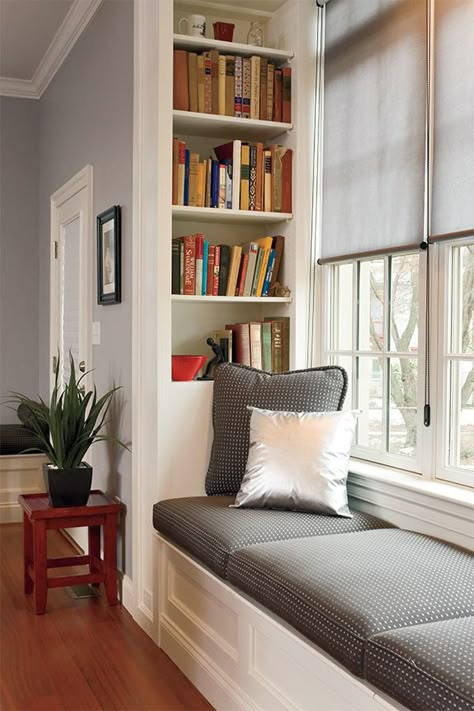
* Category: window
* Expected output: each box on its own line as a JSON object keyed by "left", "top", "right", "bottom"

{"left": 316, "top": 0, "right": 474, "bottom": 488}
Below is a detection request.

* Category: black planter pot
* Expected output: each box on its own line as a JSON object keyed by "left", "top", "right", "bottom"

{"left": 43, "top": 462, "right": 93, "bottom": 507}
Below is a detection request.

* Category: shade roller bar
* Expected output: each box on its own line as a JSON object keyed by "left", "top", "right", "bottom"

{"left": 320, "top": 0, "right": 427, "bottom": 261}
{"left": 429, "top": 228, "right": 474, "bottom": 245}
{"left": 318, "top": 241, "right": 426, "bottom": 266}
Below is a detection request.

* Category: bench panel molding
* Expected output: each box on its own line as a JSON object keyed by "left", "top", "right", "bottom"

{"left": 156, "top": 534, "right": 408, "bottom": 711}
{"left": 0, "top": 455, "right": 47, "bottom": 523}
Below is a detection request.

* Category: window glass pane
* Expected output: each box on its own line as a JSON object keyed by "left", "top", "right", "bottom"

{"left": 333, "top": 263, "right": 353, "bottom": 351}
{"left": 356, "top": 356, "right": 384, "bottom": 451}
{"left": 359, "top": 259, "right": 384, "bottom": 352}
{"left": 389, "top": 357, "right": 417, "bottom": 457}
{"left": 331, "top": 354, "right": 353, "bottom": 410}
{"left": 390, "top": 253, "right": 419, "bottom": 352}
{"left": 458, "top": 245, "right": 474, "bottom": 356}
{"left": 448, "top": 360, "right": 474, "bottom": 470}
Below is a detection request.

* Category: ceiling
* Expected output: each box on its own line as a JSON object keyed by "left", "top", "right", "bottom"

{"left": 0, "top": 0, "right": 74, "bottom": 80}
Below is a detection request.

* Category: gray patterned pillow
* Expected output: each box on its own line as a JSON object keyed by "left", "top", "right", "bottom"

{"left": 206, "top": 363, "right": 348, "bottom": 496}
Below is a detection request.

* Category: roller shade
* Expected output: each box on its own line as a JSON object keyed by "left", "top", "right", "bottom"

{"left": 320, "top": 0, "right": 427, "bottom": 263}
{"left": 430, "top": 0, "right": 474, "bottom": 242}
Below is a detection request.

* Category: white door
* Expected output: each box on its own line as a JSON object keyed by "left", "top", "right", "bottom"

{"left": 50, "top": 166, "right": 93, "bottom": 551}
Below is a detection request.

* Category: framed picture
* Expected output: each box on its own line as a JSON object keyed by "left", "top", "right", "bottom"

{"left": 97, "top": 205, "right": 121, "bottom": 304}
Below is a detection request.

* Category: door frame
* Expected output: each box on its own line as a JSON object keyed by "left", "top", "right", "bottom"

{"left": 50, "top": 165, "right": 93, "bottom": 393}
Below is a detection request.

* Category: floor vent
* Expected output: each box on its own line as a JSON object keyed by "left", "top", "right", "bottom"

{"left": 66, "top": 584, "right": 101, "bottom": 599}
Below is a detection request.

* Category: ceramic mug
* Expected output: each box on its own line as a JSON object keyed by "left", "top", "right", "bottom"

{"left": 178, "top": 14, "right": 206, "bottom": 37}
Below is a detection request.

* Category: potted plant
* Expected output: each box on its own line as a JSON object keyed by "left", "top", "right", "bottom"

{"left": 8, "top": 354, "right": 128, "bottom": 507}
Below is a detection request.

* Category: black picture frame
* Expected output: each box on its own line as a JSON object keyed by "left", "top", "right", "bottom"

{"left": 97, "top": 205, "right": 121, "bottom": 305}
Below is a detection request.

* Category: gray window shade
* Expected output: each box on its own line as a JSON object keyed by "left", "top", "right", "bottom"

{"left": 321, "top": 0, "right": 427, "bottom": 262}
{"left": 431, "top": 0, "right": 474, "bottom": 239}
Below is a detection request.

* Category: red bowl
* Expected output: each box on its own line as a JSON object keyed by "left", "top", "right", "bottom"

{"left": 172, "top": 355, "right": 207, "bottom": 381}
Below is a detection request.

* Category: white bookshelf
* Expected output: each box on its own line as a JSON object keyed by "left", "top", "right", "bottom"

{"left": 173, "top": 33, "right": 294, "bottom": 62}
{"left": 171, "top": 295, "right": 292, "bottom": 303}
{"left": 173, "top": 110, "right": 292, "bottom": 140}
{"left": 172, "top": 205, "right": 292, "bottom": 223}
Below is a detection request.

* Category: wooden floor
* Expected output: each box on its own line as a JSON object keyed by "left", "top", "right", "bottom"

{"left": 0, "top": 523, "right": 213, "bottom": 711}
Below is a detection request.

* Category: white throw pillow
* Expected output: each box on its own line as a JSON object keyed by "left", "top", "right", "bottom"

{"left": 232, "top": 406, "right": 359, "bottom": 517}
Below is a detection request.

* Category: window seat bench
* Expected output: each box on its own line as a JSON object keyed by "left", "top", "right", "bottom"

{"left": 0, "top": 425, "right": 46, "bottom": 523}
{"left": 153, "top": 496, "right": 474, "bottom": 711}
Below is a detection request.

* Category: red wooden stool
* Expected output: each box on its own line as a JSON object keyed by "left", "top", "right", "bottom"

{"left": 18, "top": 490, "right": 120, "bottom": 614}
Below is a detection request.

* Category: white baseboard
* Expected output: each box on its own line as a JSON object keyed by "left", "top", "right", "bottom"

{"left": 156, "top": 536, "right": 406, "bottom": 711}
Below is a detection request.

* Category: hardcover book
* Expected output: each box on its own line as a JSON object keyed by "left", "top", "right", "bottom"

{"left": 274, "top": 68, "right": 282, "bottom": 122}
{"left": 203, "top": 52, "right": 212, "bottom": 113}
{"left": 259, "top": 57, "right": 268, "bottom": 121}
{"left": 225, "top": 56, "right": 235, "bottom": 117}
{"left": 242, "top": 242, "right": 258, "bottom": 296}
{"left": 261, "top": 321, "right": 272, "bottom": 371}
{"left": 197, "top": 54, "right": 205, "bottom": 112}
{"left": 183, "top": 234, "right": 196, "bottom": 295}
{"left": 249, "top": 322, "right": 263, "bottom": 370}
{"left": 218, "top": 54, "right": 226, "bottom": 115}
{"left": 225, "top": 322, "right": 251, "bottom": 366}
{"left": 267, "top": 63, "right": 275, "bottom": 121}
{"left": 188, "top": 52, "right": 198, "bottom": 112}
{"left": 249, "top": 144, "right": 257, "bottom": 211}
{"left": 234, "top": 56, "right": 243, "bottom": 117}
{"left": 242, "top": 57, "right": 251, "bottom": 118}
{"left": 218, "top": 244, "right": 231, "bottom": 295}
{"left": 173, "top": 50, "right": 189, "bottom": 111}
{"left": 269, "top": 235, "right": 285, "bottom": 290}
{"left": 240, "top": 143, "right": 250, "bottom": 211}
{"left": 226, "top": 245, "right": 242, "bottom": 297}
{"left": 214, "top": 329, "right": 233, "bottom": 362}
{"left": 194, "top": 233, "right": 204, "bottom": 296}
{"left": 282, "top": 66, "right": 292, "bottom": 123}
{"left": 171, "top": 238, "right": 180, "bottom": 294}
{"left": 210, "top": 49, "right": 219, "bottom": 115}
{"left": 250, "top": 56, "right": 261, "bottom": 120}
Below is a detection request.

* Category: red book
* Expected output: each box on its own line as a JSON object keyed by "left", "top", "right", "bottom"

{"left": 206, "top": 245, "right": 215, "bottom": 295}
{"left": 237, "top": 253, "right": 249, "bottom": 296}
{"left": 212, "top": 245, "right": 220, "bottom": 296}
{"left": 225, "top": 323, "right": 251, "bottom": 366}
{"left": 194, "top": 234, "right": 204, "bottom": 296}
{"left": 273, "top": 69, "right": 282, "bottom": 123}
{"left": 282, "top": 66, "right": 291, "bottom": 124}
{"left": 183, "top": 235, "right": 196, "bottom": 295}
{"left": 281, "top": 148, "right": 293, "bottom": 213}
{"left": 173, "top": 50, "right": 189, "bottom": 111}
{"left": 172, "top": 138, "right": 179, "bottom": 206}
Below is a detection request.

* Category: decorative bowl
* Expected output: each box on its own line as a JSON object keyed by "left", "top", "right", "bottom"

{"left": 172, "top": 355, "right": 207, "bottom": 381}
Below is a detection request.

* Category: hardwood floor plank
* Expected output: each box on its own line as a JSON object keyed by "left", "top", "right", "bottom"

{"left": 0, "top": 523, "right": 213, "bottom": 711}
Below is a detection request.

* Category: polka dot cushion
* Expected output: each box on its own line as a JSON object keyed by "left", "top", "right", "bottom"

{"left": 206, "top": 363, "right": 348, "bottom": 495}
{"left": 227, "top": 529, "right": 474, "bottom": 677}
{"left": 366, "top": 616, "right": 474, "bottom": 711}
{"left": 153, "top": 495, "right": 393, "bottom": 578}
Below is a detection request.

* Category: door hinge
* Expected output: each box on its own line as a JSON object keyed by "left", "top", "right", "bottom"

{"left": 53, "top": 241, "right": 58, "bottom": 259}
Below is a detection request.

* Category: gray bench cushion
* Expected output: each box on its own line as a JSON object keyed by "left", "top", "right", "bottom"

{"left": 153, "top": 495, "right": 393, "bottom": 578}
{"left": 227, "top": 529, "right": 474, "bottom": 677}
{"left": 366, "top": 617, "right": 474, "bottom": 711}
{"left": 206, "top": 363, "right": 348, "bottom": 495}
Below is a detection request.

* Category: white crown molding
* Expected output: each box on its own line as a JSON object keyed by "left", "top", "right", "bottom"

{"left": 0, "top": 0, "right": 102, "bottom": 99}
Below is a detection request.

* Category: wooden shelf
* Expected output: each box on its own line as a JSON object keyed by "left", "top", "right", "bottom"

{"left": 172, "top": 206, "right": 292, "bottom": 223}
{"left": 172, "top": 295, "right": 292, "bottom": 303}
{"left": 173, "top": 110, "right": 292, "bottom": 140}
{"left": 173, "top": 33, "right": 294, "bottom": 61}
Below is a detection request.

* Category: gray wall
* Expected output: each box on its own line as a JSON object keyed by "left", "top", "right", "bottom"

{"left": 0, "top": 97, "right": 40, "bottom": 423}
{"left": 38, "top": 0, "right": 134, "bottom": 574}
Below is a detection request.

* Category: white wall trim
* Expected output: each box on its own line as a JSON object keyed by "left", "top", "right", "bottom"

{"left": 0, "top": 0, "right": 102, "bottom": 99}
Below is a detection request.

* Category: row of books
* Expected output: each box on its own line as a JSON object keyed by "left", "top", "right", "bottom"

{"left": 172, "top": 139, "right": 292, "bottom": 213}
{"left": 173, "top": 49, "right": 292, "bottom": 124}
{"left": 214, "top": 317, "right": 290, "bottom": 373}
{"left": 172, "top": 234, "right": 285, "bottom": 297}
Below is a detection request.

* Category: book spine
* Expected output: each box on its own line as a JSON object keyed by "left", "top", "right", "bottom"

{"left": 194, "top": 234, "right": 204, "bottom": 296}
{"left": 218, "top": 54, "right": 226, "bottom": 115}
{"left": 272, "top": 145, "right": 286, "bottom": 213}
{"left": 243, "top": 244, "right": 258, "bottom": 296}
{"left": 261, "top": 322, "right": 272, "bottom": 372}
{"left": 179, "top": 239, "right": 184, "bottom": 294}
{"left": 256, "top": 248, "right": 270, "bottom": 297}
{"left": 281, "top": 148, "right": 293, "bottom": 214}
{"left": 250, "top": 56, "right": 260, "bottom": 120}
{"left": 206, "top": 245, "right": 215, "bottom": 295}
{"left": 205, "top": 157, "right": 212, "bottom": 207}
{"left": 240, "top": 143, "right": 250, "bottom": 211}
{"left": 282, "top": 66, "right": 292, "bottom": 123}
{"left": 203, "top": 52, "right": 212, "bottom": 113}
{"left": 218, "top": 163, "right": 226, "bottom": 208}
{"left": 266, "top": 63, "right": 274, "bottom": 121}
{"left": 172, "top": 137, "right": 179, "bottom": 205}
{"left": 251, "top": 248, "right": 264, "bottom": 296}
{"left": 261, "top": 248, "right": 276, "bottom": 296}
{"left": 226, "top": 323, "right": 251, "bottom": 366}
{"left": 211, "top": 160, "right": 219, "bottom": 208}
{"left": 183, "top": 235, "right": 196, "bottom": 295}
{"left": 210, "top": 49, "right": 219, "bottom": 115}
{"left": 234, "top": 56, "right": 243, "bottom": 118}
{"left": 226, "top": 245, "right": 242, "bottom": 297}
{"left": 237, "top": 252, "right": 249, "bottom": 296}
{"left": 188, "top": 152, "right": 200, "bottom": 207}
{"left": 232, "top": 140, "right": 241, "bottom": 209}
{"left": 255, "top": 142, "right": 264, "bottom": 211}
{"left": 269, "top": 235, "right": 285, "bottom": 291}
{"left": 225, "top": 160, "right": 232, "bottom": 209}
{"left": 177, "top": 140, "right": 186, "bottom": 205}
{"left": 249, "top": 144, "right": 257, "bottom": 210}
{"left": 259, "top": 57, "right": 268, "bottom": 121}
{"left": 242, "top": 58, "right": 251, "bottom": 119}
{"left": 263, "top": 149, "right": 272, "bottom": 212}
{"left": 197, "top": 54, "right": 205, "bottom": 112}
{"left": 188, "top": 52, "right": 198, "bottom": 112}
{"left": 196, "top": 161, "right": 205, "bottom": 207}
{"left": 274, "top": 68, "right": 282, "bottom": 122}
{"left": 171, "top": 238, "right": 180, "bottom": 294}
{"left": 213, "top": 245, "right": 220, "bottom": 295}
{"left": 173, "top": 50, "right": 189, "bottom": 111}
{"left": 249, "top": 323, "right": 263, "bottom": 370}
{"left": 271, "top": 320, "right": 283, "bottom": 373}
{"left": 218, "top": 245, "right": 230, "bottom": 296}
{"left": 202, "top": 239, "right": 209, "bottom": 295}
{"left": 225, "top": 56, "right": 235, "bottom": 117}
{"left": 183, "top": 148, "right": 190, "bottom": 205}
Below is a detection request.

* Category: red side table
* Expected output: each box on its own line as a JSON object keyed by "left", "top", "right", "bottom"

{"left": 18, "top": 490, "right": 121, "bottom": 614}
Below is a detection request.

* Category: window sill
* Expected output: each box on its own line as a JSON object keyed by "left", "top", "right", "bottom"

{"left": 347, "top": 458, "right": 474, "bottom": 550}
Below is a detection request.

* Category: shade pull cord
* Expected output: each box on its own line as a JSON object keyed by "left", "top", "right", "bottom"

{"left": 423, "top": 243, "right": 431, "bottom": 426}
